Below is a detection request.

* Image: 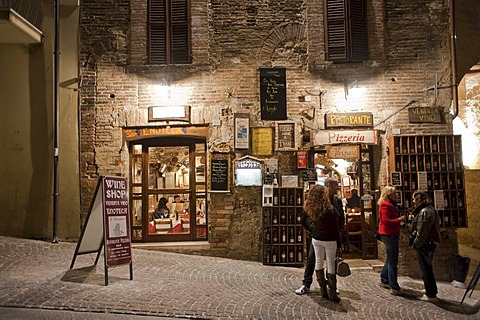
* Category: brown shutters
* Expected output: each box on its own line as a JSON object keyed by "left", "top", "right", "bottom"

{"left": 149, "top": 0, "right": 168, "bottom": 64}
{"left": 148, "top": 0, "right": 191, "bottom": 64}
{"left": 325, "top": 0, "right": 367, "bottom": 62}
{"left": 170, "top": 0, "right": 190, "bottom": 63}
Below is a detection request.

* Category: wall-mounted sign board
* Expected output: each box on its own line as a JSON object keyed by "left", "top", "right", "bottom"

{"left": 312, "top": 130, "right": 379, "bottom": 146}
{"left": 260, "top": 67, "right": 287, "bottom": 120}
{"left": 408, "top": 106, "right": 442, "bottom": 123}
{"left": 391, "top": 172, "right": 402, "bottom": 186}
{"left": 277, "top": 122, "right": 295, "bottom": 150}
{"left": 235, "top": 155, "right": 263, "bottom": 187}
{"left": 325, "top": 112, "right": 373, "bottom": 128}
{"left": 252, "top": 127, "right": 274, "bottom": 156}
{"left": 209, "top": 152, "right": 231, "bottom": 192}
{"left": 302, "top": 169, "right": 317, "bottom": 182}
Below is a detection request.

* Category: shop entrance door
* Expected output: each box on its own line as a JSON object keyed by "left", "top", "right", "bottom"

{"left": 129, "top": 136, "right": 207, "bottom": 242}
{"left": 313, "top": 144, "right": 378, "bottom": 259}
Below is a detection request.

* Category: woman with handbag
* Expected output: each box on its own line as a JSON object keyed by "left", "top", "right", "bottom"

{"left": 301, "top": 185, "right": 341, "bottom": 303}
{"left": 377, "top": 186, "right": 405, "bottom": 295}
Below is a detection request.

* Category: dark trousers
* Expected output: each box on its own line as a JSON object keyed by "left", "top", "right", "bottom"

{"left": 302, "top": 241, "right": 316, "bottom": 287}
{"left": 415, "top": 243, "right": 438, "bottom": 298}
{"left": 380, "top": 234, "right": 400, "bottom": 290}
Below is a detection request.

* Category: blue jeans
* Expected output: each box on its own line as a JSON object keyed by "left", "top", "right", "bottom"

{"left": 302, "top": 241, "right": 315, "bottom": 288}
{"left": 380, "top": 234, "right": 400, "bottom": 290}
{"left": 416, "top": 242, "right": 438, "bottom": 298}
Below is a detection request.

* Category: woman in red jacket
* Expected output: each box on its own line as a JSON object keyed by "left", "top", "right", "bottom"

{"left": 378, "top": 186, "right": 405, "bottom": 295}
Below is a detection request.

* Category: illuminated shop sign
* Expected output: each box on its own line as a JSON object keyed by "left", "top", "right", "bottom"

{"left": 312, "top": 130, "right": 378, "bottom": 146}
{"left": 325, "top": 112, "right": 373, "bottom": 128}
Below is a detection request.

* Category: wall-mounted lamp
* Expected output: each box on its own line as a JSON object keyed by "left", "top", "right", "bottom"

{"left": 344, "top": 80, "right": 367, "bottom": 99}
{"left": 154, "top": 79, "right": 171, "bottom": 100}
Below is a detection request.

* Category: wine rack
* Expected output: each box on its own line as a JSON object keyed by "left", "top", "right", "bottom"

{"left": 262, "top": 187, "right": 305, "bottom": 266}
{"left": 389, "top": 135, "right": 467, "bottom": 227}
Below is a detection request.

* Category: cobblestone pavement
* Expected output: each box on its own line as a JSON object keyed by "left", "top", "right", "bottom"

{"left": 1, "top": 236, "right": 479, "bottom": 319}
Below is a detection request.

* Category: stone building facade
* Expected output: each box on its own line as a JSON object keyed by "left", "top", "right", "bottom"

{"left": 78, "top": 0, "right": 472, "bottom": 280}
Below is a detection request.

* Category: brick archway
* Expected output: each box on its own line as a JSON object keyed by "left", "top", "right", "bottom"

{"left": 257, "top": 21, "right": 306, "bottom": 66}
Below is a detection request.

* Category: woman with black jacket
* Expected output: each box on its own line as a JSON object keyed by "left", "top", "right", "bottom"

{"left": 301, "top": 184, "right": 341, "bottom": 303}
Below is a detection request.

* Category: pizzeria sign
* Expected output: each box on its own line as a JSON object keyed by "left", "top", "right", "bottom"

{"left": 312, "top": 130, "right": 379, "bottom": 146}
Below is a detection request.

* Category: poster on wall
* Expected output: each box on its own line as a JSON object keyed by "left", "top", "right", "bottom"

{"left": 252, "top": 127, "right": 274, "bottom": 156}
{"left": 234, "top": 114, "right": 250, "bottom": 149}
{"left": 260, "top": 67, "right": 287, "bottom": 120}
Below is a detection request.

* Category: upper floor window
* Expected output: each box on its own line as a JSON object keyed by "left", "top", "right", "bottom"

{"left": 325, "top": 0, "right": 368, "bottom": 62}
{"left": 148, "top": 0, "right": 191, "bottom": 64}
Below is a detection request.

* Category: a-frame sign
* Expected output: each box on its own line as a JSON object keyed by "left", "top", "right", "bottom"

{"left": 70, "top": 176, "right": 133, "bottom": 285}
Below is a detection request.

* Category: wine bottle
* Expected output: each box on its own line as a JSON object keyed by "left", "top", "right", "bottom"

{"left": 289, "top": 247, "right": 294, "bottom": 262}
{"left": 289, "top": 227, "right": 295, "bottom": 243}
{"left": 297, "top": 250, "right": 303, "bottom": 262}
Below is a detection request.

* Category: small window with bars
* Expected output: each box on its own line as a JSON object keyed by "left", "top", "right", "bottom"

{"left": 148, "top": 0, "right": 191, "bottom": 64}
{"left": 325, "top": 0, "right": 368, "bottom": 62}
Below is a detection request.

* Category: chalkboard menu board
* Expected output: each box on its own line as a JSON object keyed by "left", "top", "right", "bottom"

{"left": 260, "top": 67, "right": 287, "bottom": 120}
{"left": 302, "top": 169, "right": 317, "bottom": 182}
{"left": 391, "top": 172, "right": 401, "bottom": 186}
{"left": 210, "top": 153, "right": 230, "bottom": 192}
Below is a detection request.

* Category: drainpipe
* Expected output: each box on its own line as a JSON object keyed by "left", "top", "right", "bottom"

{"left": 449, "top": 0, "right": 459, "bottom": 119}
{"left": 52, "top": 0, "right": 60, "bottom": 243}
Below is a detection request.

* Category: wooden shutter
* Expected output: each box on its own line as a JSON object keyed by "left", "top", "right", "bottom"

{"left": 149, "top": 0, "right": 167, "bottom": 64}
{"left": 348, "top": 0, "right": 368, "bottom": 61}
{"left": 148, "top": 0, "right": 190, "bottom": 64}
{"left": 325, "top": 0, "right": 368, "bottom": 62}
{"left": 325, "top": 0, "right": 348, "bottom": 61}
{"left": 170, "top": 0, "right": 191, "bottom": 63}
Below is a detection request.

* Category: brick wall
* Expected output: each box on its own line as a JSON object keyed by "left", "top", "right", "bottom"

{"left": 79, "top": 0, "right": 459, "bottom": 263}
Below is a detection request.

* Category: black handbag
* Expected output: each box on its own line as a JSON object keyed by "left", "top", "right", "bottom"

{"left": 335, "top": 253, "right": 351, "bottom": 277}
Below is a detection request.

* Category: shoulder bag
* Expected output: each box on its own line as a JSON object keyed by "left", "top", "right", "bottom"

{"left": 336, "top": 252, "right": 351, "bottom": 277}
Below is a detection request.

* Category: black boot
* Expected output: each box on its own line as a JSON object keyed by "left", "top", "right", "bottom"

{"left": 327, "top": 273, "right": 341, "bottom": 303}
{"left": 315, "top": 269, "right": 329, "bottom": 299}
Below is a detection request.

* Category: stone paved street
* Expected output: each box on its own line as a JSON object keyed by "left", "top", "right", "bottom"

{"left": 0, "top": 236, "right": 479, "bottom": 319}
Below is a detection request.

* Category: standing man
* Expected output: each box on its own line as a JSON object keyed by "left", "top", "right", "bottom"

{"left": 295, "top": 177, "right": 344, "bottom": 295}
{"left": 325, "top": 177, "right": 345, "bottom": 237}
{"left": 409, "top": 191, "right": 441, "bottom": 302}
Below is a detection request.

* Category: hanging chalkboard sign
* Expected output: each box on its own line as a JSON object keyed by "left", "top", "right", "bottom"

{"left": 210, "top": 153, "right": 231, "bottom": 192}
{"left": 260, "top": 67, "right": 287, "bottom": 120}
{"left": 302, "top": 169, "right": 317, "bottom": 182}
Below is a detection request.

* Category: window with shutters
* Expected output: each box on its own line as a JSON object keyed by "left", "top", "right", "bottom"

{"left": 148, "top": 0, "right": 191, "bottom": 64}
{"left": 325, "top": 0, "right": 368, "bottom": 62}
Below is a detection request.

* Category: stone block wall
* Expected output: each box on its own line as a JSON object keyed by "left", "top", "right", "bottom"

{"left": 458, "top": 170, "right": 480, "bottom": 249}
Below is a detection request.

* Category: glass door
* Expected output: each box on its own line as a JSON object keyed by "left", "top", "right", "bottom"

{"left": 129, "top": 137, "right": 207, "bottom": 242}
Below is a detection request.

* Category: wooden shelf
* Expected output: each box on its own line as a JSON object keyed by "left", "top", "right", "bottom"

{"left": 263, "top": 187, "right": 305, "bottom": 266}
{"left": 389, "top": 135, "right": 467, "bottom": 228}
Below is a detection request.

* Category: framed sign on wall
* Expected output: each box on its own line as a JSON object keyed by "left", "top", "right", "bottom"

{"left": 234, "top": 114, "right": 250, "bottom": 150}
{"left": 277, "top": 122, "right": 295, "bottom": 150}
{"left": 252, "top": 127, "right": 274, "bottom": 156}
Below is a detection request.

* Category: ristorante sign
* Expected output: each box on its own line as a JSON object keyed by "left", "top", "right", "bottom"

{"left": 325, "top": 112, "right": 373, "bottom": 128}
{"left": 312, "top": 130, "right": 379, "bottom": 146}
